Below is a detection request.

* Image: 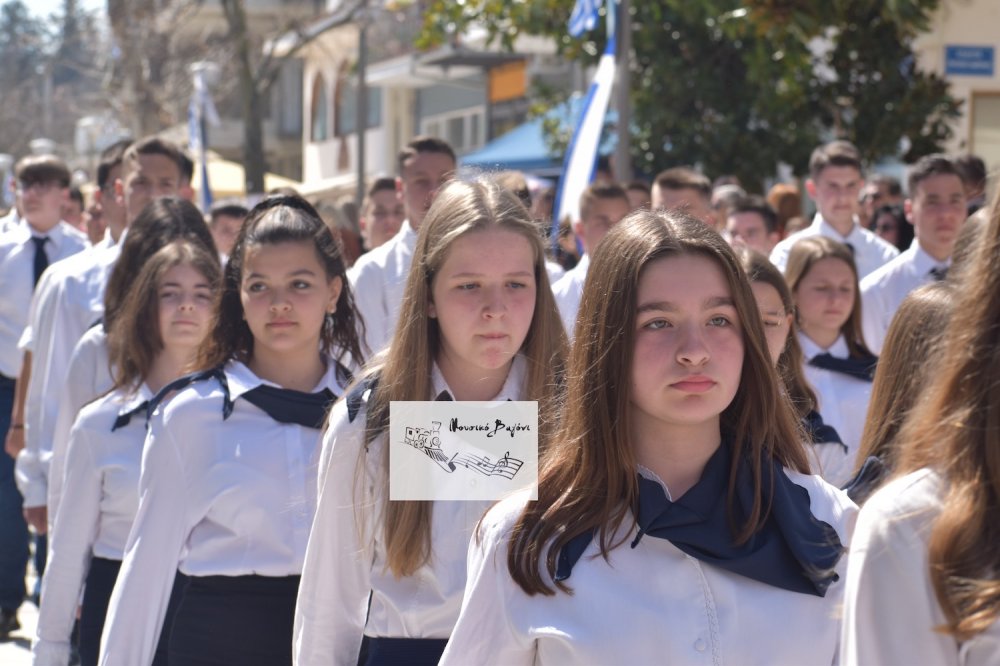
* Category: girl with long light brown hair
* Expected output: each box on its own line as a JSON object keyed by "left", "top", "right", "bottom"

{"left": 841, "top": 193, "right": 1000, "bottom": 663}
{"left": 785, "top": 235, "right": 876, "bottom": 483}
{"left": 441, "top": 210, "right": 855, "bottom": 664}
{"left": 293, "top": 178, "right": 566, "bottom": 665}
{"left": 735, "top": 247, "right": 851, "bottom": 484}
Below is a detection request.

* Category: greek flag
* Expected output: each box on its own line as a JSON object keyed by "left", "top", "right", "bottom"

{"left": 568, "top": 0, "right": 603, "bottom": 38}
{"left": 188, "top": 70, "right": 220, "bottom": 214}
{"left": 552, "top": 34, "right": 616, "bottom": 234}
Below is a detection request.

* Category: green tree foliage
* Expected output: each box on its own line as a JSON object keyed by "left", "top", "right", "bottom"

{"left": 419, "top": 0, "right": 961, "bottom": 189}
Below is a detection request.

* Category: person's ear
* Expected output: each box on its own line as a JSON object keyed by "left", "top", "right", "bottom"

{"left": 805, "top": 179, "right": 817, "bottom": 200}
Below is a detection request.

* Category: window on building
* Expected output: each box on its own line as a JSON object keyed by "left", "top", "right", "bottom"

{"left": 420, "top": 107, "right": 486, "bottom": 154}
{"left": 336, "top": 76, "right": 382, "bottom": 136}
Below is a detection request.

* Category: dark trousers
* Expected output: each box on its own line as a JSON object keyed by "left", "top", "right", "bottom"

{"left": 364, "top": 637, "right": 449, "bottom": 666}
{"left": 79, "top": 557, "right": 188, "bottom": 666}
{"left": 168, "top": 574, "right": 299, "bottom": 666}
{"left": 0, "top": 376, "right": 29, "bottom": 612}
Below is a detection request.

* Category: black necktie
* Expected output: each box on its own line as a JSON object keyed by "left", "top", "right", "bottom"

{"left": 112, "top": 400, "right": 151, "bottom": 432}
{"left": 556, "top": 441, "right": 845, "bottom": 596}
{"left": 31, "top": 236, "right": 49, "bottom": 287}
{"left": 929, "top": 266, "right": 948, "bottom": 281}
{"left": 844, "top": 242, "right": 855, "bottom": 256}
{"left": 808, "top": 352, "right": 877, "bottom": 382}
{"left": 802, "top": 410, "right": 847, "bottom": 453}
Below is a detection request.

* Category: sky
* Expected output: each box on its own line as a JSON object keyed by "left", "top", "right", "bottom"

{"left": 24, "top": 0, "right": 106, "bottom": 21}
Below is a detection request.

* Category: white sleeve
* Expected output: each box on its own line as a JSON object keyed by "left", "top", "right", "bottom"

{"left": 348, "top": 259, "right": 388, "bottom": 358}
{"left": 48, "top": 333, "right": 109, "bottom": 527}
{"left": 32, "top": 422, "right": 102, "bottom": 666}
{"left": 439, "top": 502, "right": 535, "bottom": 666}
{"left": 859, "top": 278, "right": 887, "bottom": 356}
{"left": 769, "top": 239, "right": 791, "bottom": 274}
{"left": 840, "top": 498, "right": 957, "bottom": 665}
{"left": 294, "top": 402, "right": 374, "bottom": 666}
{"left": 99, "top": 417, "right": 193, "bottom": 666}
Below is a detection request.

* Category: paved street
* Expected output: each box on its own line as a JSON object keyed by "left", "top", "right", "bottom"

{"left": 0, "top": 554, "right": 40, "bottom": 665}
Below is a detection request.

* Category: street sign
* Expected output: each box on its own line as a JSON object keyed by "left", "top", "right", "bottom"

{"left": 945, "top": 45, "right": 995, "bottom": 77}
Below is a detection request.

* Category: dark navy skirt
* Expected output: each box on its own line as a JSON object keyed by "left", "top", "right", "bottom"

{"left": 79, "top": 557, "right": 188, "bottom": 666}
{"left": 363, "top": 637, "right": 449, "bottom": 666}
{"left": 167, "top": 574, "right": 300, "bottom": 666}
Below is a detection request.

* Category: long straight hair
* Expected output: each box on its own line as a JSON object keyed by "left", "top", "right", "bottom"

{"left": 507, "top": 211, "right": 809, "bottom": 595}
{"left": 196, "top": 195, "right": 364, "bottom": 370}
{"left": 784, "top": 235, "right": 873, "bottom": 359}
{"left": 854, "top": 283, "right": 953, "bottom": 481}
{"left": 109, "top": 241, "right": 222, "bottom": 391}
{"left": 735, "top": 247, "right": 818, "bottom": 419}
{"left": 360, "top": 177, "right": 567, "bottom": 578}
{"left": 895, "top": 189, "right": 1000, "bottom": 640}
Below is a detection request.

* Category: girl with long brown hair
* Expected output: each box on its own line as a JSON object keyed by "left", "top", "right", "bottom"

{"left": 100, "top": 195, "right": 362, "bottom": 666}
{"left": 785, "top": 235, "right": 876, "bottom": 479}
{"left": 841, "top": 194, "right": 1000, "bottom": 663}
{"left": 735, "top": 247, "right": 851, "bottom": 484}
{"left": 293, "top": 178, "right": 566, "bottom": 665}
{"left": 441, "top": 210, "right": 855, "bottom": 664}
{"left": 34, "top": 239, "right": 220, "bottom": 666}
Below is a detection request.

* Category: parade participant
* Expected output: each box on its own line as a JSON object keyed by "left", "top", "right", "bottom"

{"left": 46, "top": 197, "right": 219, "bottom": 525}
{"left": 726, "top": 195, "right": 781, "bottom": 256}
{"left": 785, "top": 235, "right": 875, "bottom": 471}
{"left": 845, "top": 282, "right": 954, "bottom": 505}
{"left": 867, "top": 204, "right": 912, "bottom": 252}
{"left": 34, "top": 238, "right": 220, "bottom": 666}
{"left": 99, "top": 195, "right": 363, "bottom": 665}
{"left": 357, "top": 177, "right": 403, "bottom": 253}
{"left": 551, "top": 182, "right": 630, "bottom": 335}
{"left": 736, "top": 248, "right": 850, "bottom": 485}
{"left": 861, "top": 155, "right": 965, "bottom": 354}
{"left": 348, "top": 137, "right": 456, "bottom": 356}
{"left": 0, "top": 155, "right": 87, "bottom": 638}
{"left": 841, "top": 193, "right": 1000, "bottom": 665}
{"left": 293, "top": 178, "right": 566, "bottom": 666}
{"left": 206, "top": 200, "right": 248, "bottom": 260}
{"left": 650, "top": 167, "right": 714, "bottom": 227}
{"left": 441, "top": 210, "right": 855, "bottom": 664}
{"left": 770, "top": 141, "right": 899, "bottom": 278}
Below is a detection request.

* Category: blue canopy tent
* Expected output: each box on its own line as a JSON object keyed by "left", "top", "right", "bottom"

{"left": 460, "top": 95, "right": 617, "bottom": 177}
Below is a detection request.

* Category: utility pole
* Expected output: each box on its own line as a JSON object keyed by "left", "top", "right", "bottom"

{"left": 613, "top": 0, "right": 632, "bottom": 182}
{"left": 355, "top": 0, "right": 369, "bottom": 210}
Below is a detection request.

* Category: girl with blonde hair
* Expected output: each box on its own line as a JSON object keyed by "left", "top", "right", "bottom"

{"left": 293, "top": 177, "right": 566, "bottom": 665}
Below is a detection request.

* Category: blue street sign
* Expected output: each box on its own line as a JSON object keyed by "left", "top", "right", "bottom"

{"left": 945, "top": 45, "right": 994, "bottom": 77}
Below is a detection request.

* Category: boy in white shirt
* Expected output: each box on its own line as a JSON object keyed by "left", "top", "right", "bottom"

{"left": 861, "top": 155, "right": 965, "bottom": 353}
{"left": 771, "top": 141, "right": 899, "bottom": 278}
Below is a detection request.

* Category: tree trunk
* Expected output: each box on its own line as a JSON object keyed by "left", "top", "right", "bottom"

{"left": 221, "top": 0, "right": 266, "bottom": 195}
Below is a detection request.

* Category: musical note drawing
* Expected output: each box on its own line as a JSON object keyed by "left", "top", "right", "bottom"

{"left": 402, "top": 423, "right": 524, "bottom": 480}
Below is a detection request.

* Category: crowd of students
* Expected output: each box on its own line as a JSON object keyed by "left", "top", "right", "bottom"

{"left": 0, "top": 131, "right": 996, "bottom": 665}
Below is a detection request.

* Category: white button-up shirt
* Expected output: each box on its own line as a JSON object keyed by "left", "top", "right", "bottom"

{"left": 440, "top": 470, "right": 856, "bottom": 665}
{"left": 860, "top": 241, "right": 948, "bottom": 354}
{"left": 841, "top": 468, "right": 1000, "bottom": 665}
{"left": 293, "top": 356, "right": 527, "bottom": 666}
{"left": 99, "top": 360, "right": 345, "bottom": 666}
{"left": 347, "top": 221, "right": 418, "bottom": 357}
{"left": 799, "top": 333, "right": 872, "bottom": 485}
{"left": 770, "top": 214, "right": 899, "bottom": 279}
{"left": 16, "top": 242, "right": 119, "bottom": 507}
{"left": 32, "top": 384, "right": 152, "bottom": 666}
{"left": 48, "top": 325, "right": 113, "bottom": 527}
{"left": 0, "top": 219, "right": 87, "bottom": 376}
{"left": 551, "top": 253, "right": 589, "bottom": 336}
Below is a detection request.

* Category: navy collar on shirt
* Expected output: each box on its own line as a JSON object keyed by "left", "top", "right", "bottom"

{"left": 556, "top": 439, "right": 845, "bottom": 597}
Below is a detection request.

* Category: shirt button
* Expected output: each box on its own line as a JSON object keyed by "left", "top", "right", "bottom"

{"left": 694, "top": 638, "right": 706, "bottom": 652}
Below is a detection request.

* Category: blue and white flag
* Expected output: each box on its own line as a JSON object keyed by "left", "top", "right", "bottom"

{"left": 568, "top": 0, "right": 604, "bottom": 38}
{"left": 188, "top": 70, "right": 220, "bottom": 214}
{"left": 553, "top": 11, "right": 616, "bottom": 236}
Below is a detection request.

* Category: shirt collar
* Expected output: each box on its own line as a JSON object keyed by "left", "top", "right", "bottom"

{"left": 910, "top": 240, "right": 950, "bottom": 273}
{"left": 798, "top": 331, "right": 848, "bottom": 359}
{"left": 115, "top": 383, "right": 156, "bottom": 418}
{"left": 429, "top": 353, "right": 527, "bottom": 401}
{"left": 11, "top": 219, "right": 70, "bottom": 252}
{"left": 813, "top": 213, "right": 861, "bottom": 244}
{"left": 399, "top": 219, "right": 418, "bottom": 250}
{"left": 223, "top": 358, "right": 348, "bottom": 400}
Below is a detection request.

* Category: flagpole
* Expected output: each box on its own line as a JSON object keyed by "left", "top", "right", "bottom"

{"left": 614, "top": 0, "right": 632, "bottom": 182}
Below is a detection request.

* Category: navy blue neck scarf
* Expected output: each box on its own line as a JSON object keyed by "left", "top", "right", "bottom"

{"left": 111, "top": 399, "right": 151, "bottom": 432}
{"left": 148, "top": 365, "right": 342, "bottom": 429}
{"left": 556, "top": 440, "right": 845, "bottom": 597}
{"left": 808, "top": 352, "right": 877, "bottom": 382}
{"left": 802, "top": 410, "right": 847, "bottom": 453}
